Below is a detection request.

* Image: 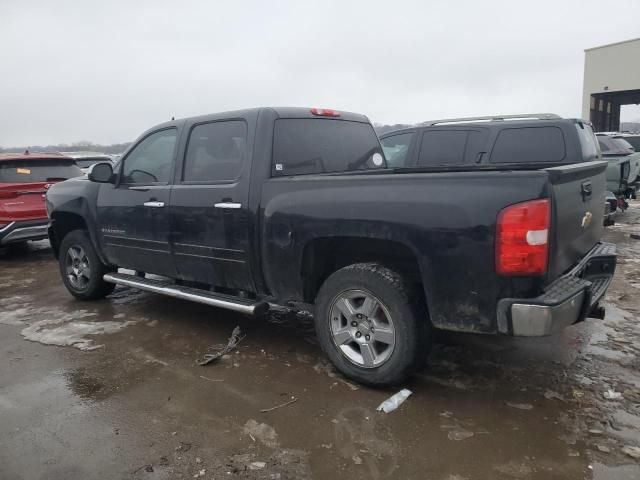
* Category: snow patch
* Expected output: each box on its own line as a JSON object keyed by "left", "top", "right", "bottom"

{"left": 0, "top": 294, "right": 135, "bottom": 350}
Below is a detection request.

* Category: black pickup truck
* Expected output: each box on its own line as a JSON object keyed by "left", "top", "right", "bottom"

{"left": 46, "top": 108, "right": 616, "bottom": 386}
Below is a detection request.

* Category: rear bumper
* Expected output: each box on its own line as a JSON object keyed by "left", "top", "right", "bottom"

{"left": 497, "top": 242, "right": 616, "bottom": 336}
{"left": 0, "top": 219, "right": 49, "bottom": 245}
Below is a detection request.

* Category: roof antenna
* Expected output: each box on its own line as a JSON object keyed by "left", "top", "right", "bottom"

{"left": 171, "top": 116, "right": 175, "bottom": 121}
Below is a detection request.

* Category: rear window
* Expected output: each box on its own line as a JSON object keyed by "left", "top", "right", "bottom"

{"left": 272, "top": 119, "right": 384, "bottom": 176}
{"left": 0, "top": 160, "right": 82, "bottom": 183}
{"left": 623, "top": 136, "right": 640, "bottom": 150}
{"left": 490, "top": 127, "right": 566, "bottom": 163}
{"left": 598, "top": 136, "right": 631, "bottom": 156}
{"left": 612, "top": 137, "right": 635, "bottom": 152}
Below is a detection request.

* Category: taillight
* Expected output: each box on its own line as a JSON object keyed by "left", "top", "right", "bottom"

{"left": 496, "top": 199, "right": 550, "bottom": 275}
{"left": 310, "top": 108, "right": 340, "bottom": 117}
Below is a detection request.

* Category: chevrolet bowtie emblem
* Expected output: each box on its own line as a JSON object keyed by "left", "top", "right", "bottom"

{"left": 581, "top": 211, "right": 593, "bottom": 229}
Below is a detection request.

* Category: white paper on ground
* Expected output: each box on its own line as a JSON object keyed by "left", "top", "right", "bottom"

{"left": 376, "top": 388, "right": 413, "bottom": 413}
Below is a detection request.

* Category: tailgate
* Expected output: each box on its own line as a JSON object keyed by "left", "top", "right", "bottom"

{"left": 545, "top": 161, "right": 607, "bottom": 279}
{"left": 0, "top": 182, "right": 50, "bottom": 221}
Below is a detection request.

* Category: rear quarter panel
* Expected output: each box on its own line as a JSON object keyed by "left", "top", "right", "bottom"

{"left": 260, "top": 170, "right": 550, "bottom": 333}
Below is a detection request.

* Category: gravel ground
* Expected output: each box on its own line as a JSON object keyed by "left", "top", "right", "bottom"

{"left": 1, "top": 203, "right": 639, "bottom": 479}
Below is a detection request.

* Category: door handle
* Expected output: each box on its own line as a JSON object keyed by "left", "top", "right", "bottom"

{"left": 143, "top": 201, "right": 165, "bottom": 208}
{"left": 214, "top": 202, "right": 242, "bottom": 209}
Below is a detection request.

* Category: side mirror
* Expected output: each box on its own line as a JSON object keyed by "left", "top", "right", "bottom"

{"left": 88, "top": 162, "right": 114, "bottom": 183}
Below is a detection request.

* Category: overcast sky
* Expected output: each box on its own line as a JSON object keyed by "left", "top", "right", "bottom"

{"left": 1, "top": 0, "right": 640, "bottom": 146}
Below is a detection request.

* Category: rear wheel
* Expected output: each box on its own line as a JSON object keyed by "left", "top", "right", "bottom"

{"left": 59, "top": 229, "right": 115, "bottom": 300}
{"left": 314, "top": 263, "right": 431, "bottom": 387}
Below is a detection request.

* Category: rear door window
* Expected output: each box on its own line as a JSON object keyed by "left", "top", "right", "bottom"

{"left": 417, "top": 130, "right": 482, "bottom": 166}
{"left": 272, "top": 119, "right": 384, "bottom": 176}
{"left": 0, "top": 159, "right": 82, "bottom": 183}
{"left": 575, "top": 123, "right": 600, "bottom": 161}
{"left": 380, "top": 132, "right": 414, "bottom": 167}
{"left": 183, "top": 120, "right": 247, "bottom": 183}
{"left": 490, "top": 127, "right": 566, "bottom": 163}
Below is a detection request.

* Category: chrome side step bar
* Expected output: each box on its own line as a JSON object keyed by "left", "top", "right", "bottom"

{"left": 103, "top": 273, "right": 269, "bottom": 315}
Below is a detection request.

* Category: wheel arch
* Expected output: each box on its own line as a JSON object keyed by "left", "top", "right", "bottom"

{"left": 49, "top": 212, "right": 107, "bottom": 264}
{"left": 300, "top": 236, "right": 430, "bottom": 312}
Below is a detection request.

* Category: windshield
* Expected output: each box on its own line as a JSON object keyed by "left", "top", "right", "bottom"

{"left": 0, "top": 160, "right": 83, "bottom": 183}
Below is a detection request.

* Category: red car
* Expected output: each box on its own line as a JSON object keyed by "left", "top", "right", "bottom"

{"left": 0, "top": 151, "right": 82, "bottom": 246}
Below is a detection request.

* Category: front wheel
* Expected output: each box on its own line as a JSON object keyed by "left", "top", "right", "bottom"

{"left": 58, "top": 229, "right": 115, "bottom": 300}
{"left": 314, "top": 263, "right": 431, "bottom": 387}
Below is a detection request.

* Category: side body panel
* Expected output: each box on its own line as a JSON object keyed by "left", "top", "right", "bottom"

{"left": 259, "top": 171, "right": 551, "bottom": 333}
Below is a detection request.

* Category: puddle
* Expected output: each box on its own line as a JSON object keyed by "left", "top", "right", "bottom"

{"left": 0, "top": 294, "right": 136, "bottom": 350}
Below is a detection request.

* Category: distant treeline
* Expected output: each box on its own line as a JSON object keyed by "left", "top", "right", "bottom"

{"left": 2, "top": 120, "right": 635, "bottom": 154}
{"left": 0, "top": 141, "right": 131, "bottom": 155}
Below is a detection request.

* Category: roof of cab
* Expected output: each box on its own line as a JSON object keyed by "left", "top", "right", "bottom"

{"left": 379, "top": 114, "right": 585, "bottom": 138}
{"left": 149, "top": 107, "right": 370, "bottom": 131}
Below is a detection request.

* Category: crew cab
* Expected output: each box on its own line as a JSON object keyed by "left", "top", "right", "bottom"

{"left": 46, "top": 108, "right": 616, "bottom": 386}
{"left": 0, "top": 152, "right": 82, "bottom": 246}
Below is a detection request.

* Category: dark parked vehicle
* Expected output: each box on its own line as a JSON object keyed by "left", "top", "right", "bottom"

{"left": 596, "top": 134, "right": 640, "bottom": 202}
{"left": 0, "top": 152, "right": 82, "bottom": 246}
{"left": 380, "top": 114, "right": 618, "bottom": 224}
{"left": 46, "top": 108, "right": 616, "bottom": 386}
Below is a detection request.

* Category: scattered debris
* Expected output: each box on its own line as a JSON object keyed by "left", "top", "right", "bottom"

{"left": 596, "top": 445, "right": 610, "bottom": 453}
{"left": 175, "top": 442, "right": 192, "bottom": 452}
{"left": 376, "top": 389, "right": 412, "bottom": 413}
{"left": 193, "top": 468, "right": 206, "bottom": 478}
{"left": 588, "top": 429, "right": 604, "bottom": 435}
{"left": 249, "top": 461, "right": 266, "bottom": 470}
{"left": 439, "top": 411, "right": 454, "bottom": 418}
{"left": 352, "top": 454, "right": 363, "bottom": 465}
{"left": 622, "top": 446, "right": 640, "bottom": 459}
{"left": 543, "top": 390, "right": 565, "bottom": 402}
{"left": 198, "top": 326, "right": 245, "bottom": 366}
{"left": 448, "top": 428, "right": 474, "bottom": 441}
{"left": 603, "top": 389, "right": 622, "bottom": 400}
{"left": 260, "top": 396, "right": 298, "bottom": 413}
{"left": 199, "top": 375, "right": 223, "bottom": 382}
{"left": 243, "top": 419, "right": 279, "bottom": 448}
{"left": 506, "top": 402, "right": 533, "bottom": 410}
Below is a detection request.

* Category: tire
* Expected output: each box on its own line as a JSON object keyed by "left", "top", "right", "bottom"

{"left": 58, "top": 229, "right": 115, "bottom": 300}
{"left": 314, "top": 263, "right": 431, "bottom": 387}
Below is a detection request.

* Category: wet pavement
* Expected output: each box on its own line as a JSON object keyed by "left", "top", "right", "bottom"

{"left": 1, "top": 206, "right": 640, "bottom": 480}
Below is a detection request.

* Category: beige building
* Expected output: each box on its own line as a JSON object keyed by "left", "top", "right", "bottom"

{"left": 582, "top": 38, "right": 640, "bottom": 131}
